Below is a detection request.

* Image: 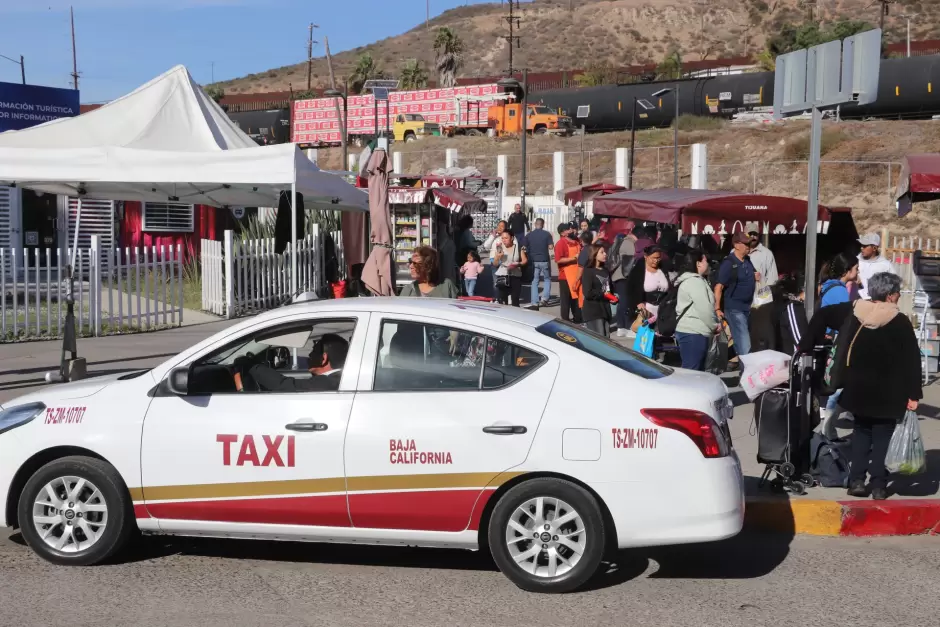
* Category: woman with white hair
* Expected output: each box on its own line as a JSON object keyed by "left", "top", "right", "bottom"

{"left": 800, "top": 272, "right": 922, "bottom": 500}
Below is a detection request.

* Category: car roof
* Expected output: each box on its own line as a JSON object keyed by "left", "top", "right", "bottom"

{"left": 269, "top": 297, "right": 554, "bottom": 330}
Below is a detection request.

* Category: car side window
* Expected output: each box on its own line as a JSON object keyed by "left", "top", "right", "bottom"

{"left": 184, "top": 318, "right": 357, "bottom": 395}
{"left": 374, "top": 319, "right": 545, "bottom": 392}
{"left": 375, "top": 320, "right": 486, "bottom": 392}
{"left": 483, "top": 338, "right": 546, "bottom": 390}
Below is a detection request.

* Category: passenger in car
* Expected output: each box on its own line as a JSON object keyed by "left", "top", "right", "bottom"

{"left": 245, "top": 334, "right": 349, "bottom": 393}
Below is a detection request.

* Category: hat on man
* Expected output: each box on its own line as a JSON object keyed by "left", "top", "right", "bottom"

{"left": 744, "top": 221, "right": 760, "bottom": 235}
{"left": 858, "top": 233, "right": 881, "bottom": 247}
{"left": 732, "top": 232, "right": 750, "bottom": 245}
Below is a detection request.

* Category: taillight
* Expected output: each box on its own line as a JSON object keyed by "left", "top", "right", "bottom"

{"left": 640, "top": 408, "right": 729, "bottom": 458}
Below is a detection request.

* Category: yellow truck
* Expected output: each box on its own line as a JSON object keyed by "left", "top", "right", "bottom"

{"left": 393, "top": 114, "right": 442, "bottom": 142}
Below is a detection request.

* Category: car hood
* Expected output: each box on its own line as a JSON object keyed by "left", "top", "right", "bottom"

{"left": 0, "top": 372, "right": 132, "bottom": 409}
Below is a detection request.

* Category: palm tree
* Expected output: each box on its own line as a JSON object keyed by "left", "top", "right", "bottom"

{"left": 399, "top": 58, "right": 429, "bottom": 91}
{"left": 433, "top": 27, "right": 463, "bottom": 88}
{"left": 349, "top": 53, "right": 384, "bottom": 94}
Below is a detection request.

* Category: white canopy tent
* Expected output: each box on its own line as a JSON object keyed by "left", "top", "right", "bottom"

{"left": 0, "top": 64, "right": 367, "bottom": 291}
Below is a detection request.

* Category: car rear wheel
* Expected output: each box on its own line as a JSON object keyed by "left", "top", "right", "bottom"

{"left": 488, "top": 478, "right": 605, "bottom": 593}
{"left": 17, "top": 456, "right": 135, "bottom": 566}
{"left": 404, "top": 133, "right": 416, "bottom": 142}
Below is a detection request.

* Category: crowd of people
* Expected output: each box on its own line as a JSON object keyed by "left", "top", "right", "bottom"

{"left": 395, "top": 212, "right": 921, "bottom": 501}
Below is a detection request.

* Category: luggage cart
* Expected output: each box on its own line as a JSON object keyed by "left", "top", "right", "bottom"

{"left": 754, "top": 350, "right": 822, "bottom": 495}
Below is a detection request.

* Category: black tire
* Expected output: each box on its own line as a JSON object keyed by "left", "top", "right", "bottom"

{"left": 780, "top": 462, "right": 796, "bottom": 478}
{"left": 17, "top": 456, "right": 136, "bottom": 566}
{"left": 534, "top": 126, "right": 548, "bottom": 135}
{"left": 404, "top": 133, "right": 416, "bottom": 142}
{"left": 488, "top": 478, "right": 605, "bottom": 593}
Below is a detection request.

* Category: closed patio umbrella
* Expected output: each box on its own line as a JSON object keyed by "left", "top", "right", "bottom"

{"left": 362, "top": 149, "right": 396, "bottom": 296}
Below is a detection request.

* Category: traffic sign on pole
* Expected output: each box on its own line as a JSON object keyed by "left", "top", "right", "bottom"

{"left": 773, "top": 29, "right": 882, "bottom": 313}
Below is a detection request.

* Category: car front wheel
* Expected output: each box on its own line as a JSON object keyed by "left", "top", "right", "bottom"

{"left": 488, "top": 478, "right": 605, "bottom": 593}
{"left": 17, "top": 456, "right": 135, "bottom": 566}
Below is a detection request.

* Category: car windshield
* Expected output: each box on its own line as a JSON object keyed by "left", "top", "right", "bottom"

{"left": 406, "top": 114, "right": 425, "bottom": 121}
{"left": 531, "top": 106, "right": 553, "bottom": 114}
{"left": 536, "top": 320, "right": 672, "bottom": 379}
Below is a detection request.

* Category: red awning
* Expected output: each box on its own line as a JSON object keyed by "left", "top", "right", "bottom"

{"left": 592, "top": 189, "right": 834, "bottom": 235}
{"left": 430, "top": 187, "right": 488, "bottom": 215}
{"left": 557, "top": 182, "right": 626, "bottom": 205}
{"left": 896, "top": 154, "right": 940, "bottom": 217}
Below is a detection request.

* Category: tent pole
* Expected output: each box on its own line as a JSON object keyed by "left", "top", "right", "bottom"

{"left": 290, "top": 182, "right": 297, "bottom": 296}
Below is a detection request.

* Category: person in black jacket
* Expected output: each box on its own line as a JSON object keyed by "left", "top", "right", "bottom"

{"left": 775, "top": 272, "right": 808, "bottom": 356}
{"left": 507, "top": 203, "right": 530, "bottom": 237}
{"left": 625, "top": 245, "right": 670, "bottom": 329}
{"left": 581, "top": 244, "right": 613, "bottom": 337}
{"left": 246, "top": 334, "right": 348, "bottom": 393}
{"left": 799, "top": 272, "right": 922, "bottom": 500}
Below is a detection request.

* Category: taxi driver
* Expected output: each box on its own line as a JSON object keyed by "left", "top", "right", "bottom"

{"left": 244, "top": 333, "right": 348, "bottom": 393}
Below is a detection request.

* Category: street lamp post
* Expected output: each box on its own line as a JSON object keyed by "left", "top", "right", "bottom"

{"left": 628, "top": 97, "right": 656, "bottom": 190}
{"left": 497, "top": 71, "right": 529, "bottom": 217}
{"left": 653, "top": 86, "right": 680, "bottom": 188}
{"left": 324, "top": 83, "right": 349, "bottom": 174}
{"left": 0, "top": 54, "right": 25, "bottom": 84}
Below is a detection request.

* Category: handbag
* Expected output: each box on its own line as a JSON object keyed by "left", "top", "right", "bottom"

{"left": 495, "top": 274, "right": 509, "bottom": 288}
{"left": 630, "top": 309, "right": 650, "bottom": 333}
{"left": 633, "top": 323, "right": 655, "bottom": 358}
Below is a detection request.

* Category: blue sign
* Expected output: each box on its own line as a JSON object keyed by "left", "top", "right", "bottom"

{"left": 0, "top": 81, "right": 80, "bottom": 132}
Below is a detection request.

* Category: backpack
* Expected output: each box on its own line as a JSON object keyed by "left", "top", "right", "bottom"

{"left": 810, "top": 432, "right": 851, "bottom": 488}
{"left": 655, "top": 283, "right": 691, "bottom": 338}
{"left": 821, "top": 310, "right": 863, "bottom": 395}
{"left": 606, "top": 234, "right": 625, "bottom": 275}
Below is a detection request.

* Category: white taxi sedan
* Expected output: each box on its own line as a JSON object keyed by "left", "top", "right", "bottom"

{"left": 0, "top": 298, "right": 742, "bottom": 593}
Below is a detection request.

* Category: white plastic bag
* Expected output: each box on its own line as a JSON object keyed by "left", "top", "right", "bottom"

{"left": 885, "top": 410, "right": 926, "bottom": 475}
{"left": 740, "top": 350, "right": 791, "bottom": 401}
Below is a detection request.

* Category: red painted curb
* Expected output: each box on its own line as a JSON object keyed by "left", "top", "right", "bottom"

{"left": 839, "top": 499, "right": 940, "bottom": 537}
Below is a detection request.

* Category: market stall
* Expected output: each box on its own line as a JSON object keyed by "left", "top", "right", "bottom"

{"left": 592, "top": 189, "right": 857, "bottom": 274}
{"left": 387, "top": 185, "right": 488, "bottom": 287}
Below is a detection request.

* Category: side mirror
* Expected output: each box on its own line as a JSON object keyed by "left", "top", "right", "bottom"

{"left": 167, "top": 367, "right": 190, "bottom": 396}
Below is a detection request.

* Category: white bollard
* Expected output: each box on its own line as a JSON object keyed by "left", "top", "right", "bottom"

{"left": 691, "top": 143, "right": 708, "bottom": 190}
{"left": 615, "top": 147, "right": 628, "bottom": 188}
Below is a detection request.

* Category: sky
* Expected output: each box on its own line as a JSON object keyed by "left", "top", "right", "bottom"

{"left": 0, "top": 0, "right": 496, "bottom": 103}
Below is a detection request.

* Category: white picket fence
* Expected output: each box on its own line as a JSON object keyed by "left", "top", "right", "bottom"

{"left": 0, "top": 235, "right": 184, "bottom": 341}
{"left": 202, "top": 227, "right": 344, "bottom": 318}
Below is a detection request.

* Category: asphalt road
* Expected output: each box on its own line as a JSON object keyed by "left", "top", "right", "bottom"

{"left": 0, "top": 529, "right": 936, "bottom": 627}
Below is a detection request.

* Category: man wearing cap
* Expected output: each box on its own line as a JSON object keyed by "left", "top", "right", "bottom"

{"left": 715, "top": 232, "right": 759, "bottom": 358}
{"left": 747, "top": 227, "right": 779, "bottom": 352}
{"left": 554, "top": 222, "right": 582, "bottom": 323}
{"left": 246, "top": 334, "right": 348, "bottom": 393}
{"left": 857, "top": 233, "right": 895, "bottom": 300}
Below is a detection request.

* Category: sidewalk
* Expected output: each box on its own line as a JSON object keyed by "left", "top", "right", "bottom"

{"left": 533, "top": 278, "right": 940, "bottom": 537}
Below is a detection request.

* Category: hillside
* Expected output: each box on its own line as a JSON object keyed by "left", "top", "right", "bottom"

{"left": 216, "top": 0, "right": 937, "bottom": 94}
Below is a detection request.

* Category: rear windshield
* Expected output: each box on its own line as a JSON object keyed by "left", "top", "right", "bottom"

{"left": 536, "top": 320, "right": 672, "bottom": 380}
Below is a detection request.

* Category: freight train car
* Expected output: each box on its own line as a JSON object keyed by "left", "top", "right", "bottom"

{"left": 228, "top": 108, "right": 291, "bottom": 145}
{"left": 533, "top": 55, "right": 940, "bottom": 130}
{"left": 531, "top": 72, "right": 774, "bottom": 132}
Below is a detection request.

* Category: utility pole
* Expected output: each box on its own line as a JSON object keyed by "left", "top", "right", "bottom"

{"left": 504, "top": 0, "right": 521, "bottom": 75}
{"left": 306, "top": 23, "right": 319, "bottom": 91}
{"left": 70, "top": 6, "right": 79, "bottom": 90}
{"left": 878, "top": 0, "right": 894, "bottom": 32}
{"left": 324, "top": 36, "right": 348, "bottom": 171}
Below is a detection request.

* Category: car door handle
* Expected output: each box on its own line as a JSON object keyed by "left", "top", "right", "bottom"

{"left": 285, "top": 421, "right": 328, "bottom": 432}
{"left": 482, "top": 425, "right": 527, "bottom": 435}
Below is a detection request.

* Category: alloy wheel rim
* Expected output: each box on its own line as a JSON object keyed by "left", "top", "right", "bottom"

{"left": 505, "top": 496, "right": 586, "bottom": 578}
{"left": 32, "top": 476, "right": 109, "bottom": 554}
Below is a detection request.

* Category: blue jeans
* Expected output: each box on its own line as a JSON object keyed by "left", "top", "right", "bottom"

{"left": 464, "top": 278, "right": 477, "bottom": 296}
{"left": 676, "top": 331, "right": 710, "bottom": 371}
{"left": 725, "top": 309, "right": 751, "bottom": 356}
{"left": 530, "top": 261, "right": 551, "bottom": 304}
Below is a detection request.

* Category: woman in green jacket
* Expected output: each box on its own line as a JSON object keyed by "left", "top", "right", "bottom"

{"left": 399, "top": 245, "right": 459, "bottom": 298}
{"left": 674, "top": 249, "right": 720, "bottom": 370}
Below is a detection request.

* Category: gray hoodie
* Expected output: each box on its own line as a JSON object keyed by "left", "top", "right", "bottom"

{"left": 675, "top": 272, "right": 719, "bottom": 337}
